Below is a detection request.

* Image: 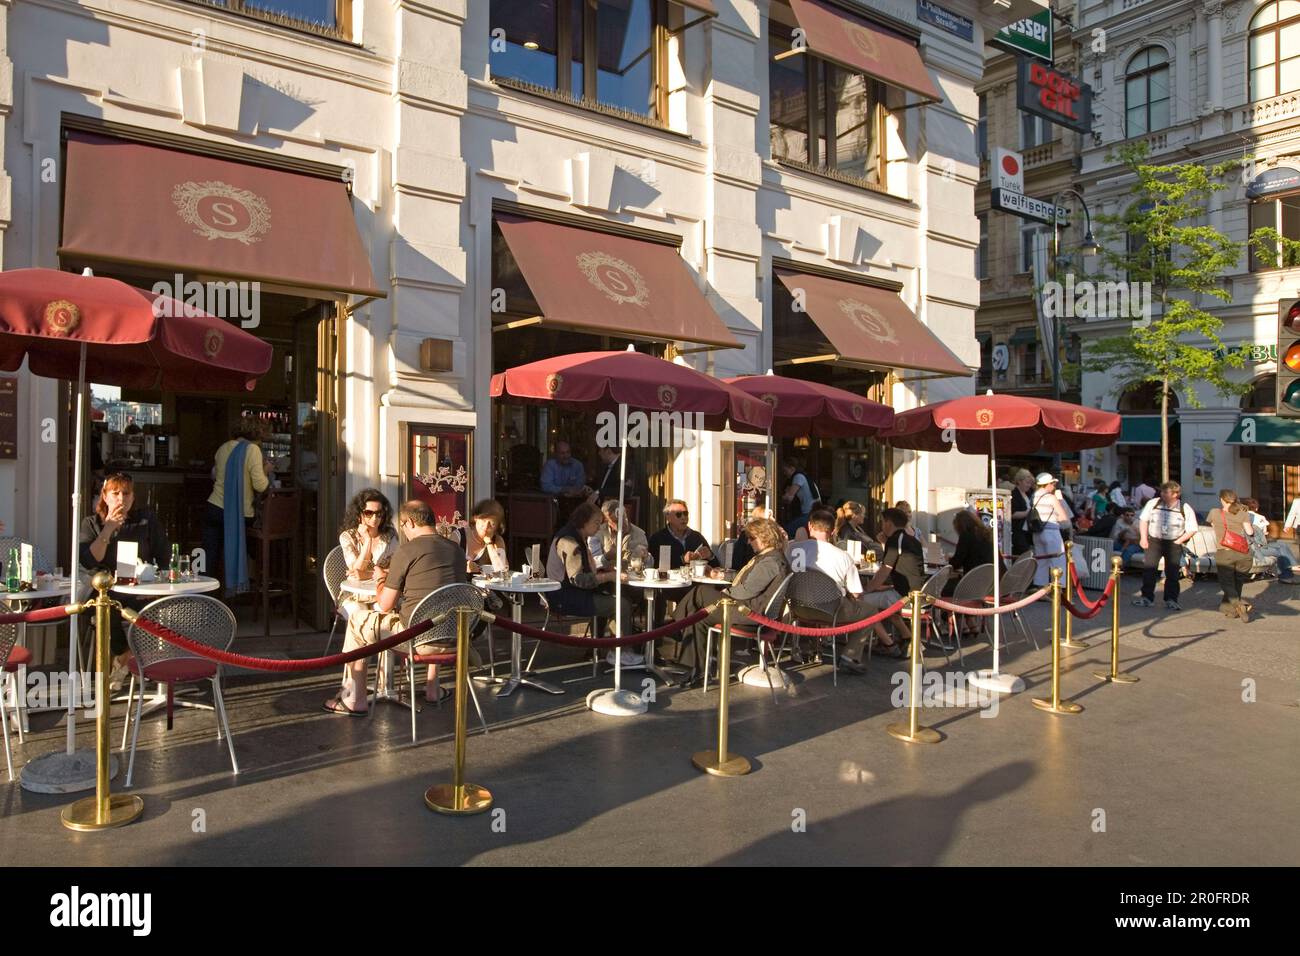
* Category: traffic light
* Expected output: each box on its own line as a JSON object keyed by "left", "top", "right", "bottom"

{"left": 1279, "top": 298, "right": 1300, "bottom": 418}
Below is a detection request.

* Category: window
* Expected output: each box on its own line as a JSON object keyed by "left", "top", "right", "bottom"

{"left": 1020, "top": 218, "right": 1050, "bottom": 275}
{"left": 977, "top": 93, "right": 988, "bottom": 162}
{"left": 1249, "top": 1, "right": 1300, "bottom": 102}
{"left": 489, "top": 0, "right": 665, "bottom": 119}
{"left": 1248, "top": 190, "right": 1300, "bottom": 271}
{"left": 977, "top": 212, "right": 989, "bottom": 280}
{"left": 1125, "top": 47, "right": 1170, "bottom": 137}
{"left": 196, "top": 0, "right": 351, "bottom": 36}
{"left": 1242, "top": 375, "right": 1277, "bottom": 414}
{"left": 768, "top": 24, "right": 891, "bottom": 185}
{"left": 1020, "top": 112, "right": 1054, "bottom": 149}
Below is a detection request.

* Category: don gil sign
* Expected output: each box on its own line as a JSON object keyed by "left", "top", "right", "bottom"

{"left": 1017, "top": 57, "right": 1092, "bottom": 135}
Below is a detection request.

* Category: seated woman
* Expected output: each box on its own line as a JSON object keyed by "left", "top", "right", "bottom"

{"left": 337, "top": 489, "right": 398, "bottom": 619}
{"left": 834, "top": 501, "right": 875, "bottom": 551}
{"left": 458, "top": 498, "right": 511, "bottom": 576}
{"left": 545, "top": 502, "right": 635, "bottom": 664}
{"left": 670, "top": 516, "right": 790, "bottom": 685}
{"left": 78, "top": 472, "right": 169, "bottom": 685}
{"left": 944, "top": 510, "right": 1003, "bottom": 635}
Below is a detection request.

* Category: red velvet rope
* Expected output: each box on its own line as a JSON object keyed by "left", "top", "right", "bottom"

{"left": 1068, "top": 563, "right": 1113, "bottom": 611}
{"left": 744, "top": 598, "right": 907, "bottom": 636}
{"left": 485, "top": 607, "right": 712, "bottom": 648}
{"left": 131, "top": 614, "right": 440, "bottom": 671}
{"left": 1062, "top": 576, "right": 1117, "bottom": 620}
{"left": 0, "top": 605, "right": 76, "bottom": 625}
{"left": 931, "top": 586, "right": 1050, "bottom": 616}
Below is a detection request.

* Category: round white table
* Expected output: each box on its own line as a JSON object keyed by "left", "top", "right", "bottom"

{"left": 334, "top": 576, "right": 407, "bottom": 707}
{"left": 339, "top": 577, "right": 377, "bottom": 599}
{"left": 474, "top": 577, "right": 563, "bottom": 697}
{"left": 1, "top": 578, "right": 76, "bottom": 733}
{"left": 110, "top": 575, "right": 220, "bottom": 597}
{"left": 628, "top": 576, "right": 701, "bottom": 684}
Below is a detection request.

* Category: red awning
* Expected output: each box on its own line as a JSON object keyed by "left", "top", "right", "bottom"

{"left": 495, "top": 215, "right": 739, "bottom": 349}
{"left": 786, "top": 0, "right": 941, "bottom": 102}
{"left": 776, "top": 270, "right": 970, "bottom": 377}
{"left": 59, "top": 132, "right": 383, "bottom": 298}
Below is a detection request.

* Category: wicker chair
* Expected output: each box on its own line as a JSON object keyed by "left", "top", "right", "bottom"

{"left": 123, "top": 595, "right": 238, "bottom": 788}
{"left": 393, "top": 584, "right": 488, "bottom": 743}
{"left": 785, "top": 569, "right": 848, "bottom": 687}
{"left": 321, "top": 546, "right": 350, "bottom": 654}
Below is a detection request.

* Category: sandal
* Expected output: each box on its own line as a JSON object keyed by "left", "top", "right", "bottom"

{"left": 873, "top": 638, "right": 906, "bottom": 659}
{"left": 423, "top": 685, "right": 452, "bottom": 705}
{"left": 323, "top": 694, "right": 366, "bottom": 717}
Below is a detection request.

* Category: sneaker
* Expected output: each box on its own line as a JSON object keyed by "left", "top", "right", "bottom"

{"left": 1132, "top": 597, "right": 1154, "bottom": 607}
{"left": 1164, "top": 600, "right": 1182, "bottom": 611}
{"left": 836, "top": 655, "right": 866, "bottom": 675}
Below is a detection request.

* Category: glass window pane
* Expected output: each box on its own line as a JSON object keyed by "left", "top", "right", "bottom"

{"left": 244, "top": 0, "right": 338, "bottom": 26}
{"left": 1128, "top": 49, "right": 1148, "bottom": 72}
{"left": 1126, "top": 75, "right": 1147, "bottom": 111}
{"left": 1278, "top": 0, "right": 1300, "bottom": 21}
{"left": 1281, "top": 55, "right": 1300, "bottom": 93}
{"left": 1149, "top": 66, "right": 1170, "bottom": 101}
{"left": 490, "top": 0, "right": 560, "bottom": 89}
{"left": 1282, "top": 196, "right": 1300, "bottom": 244}
{"left": 1148, "top": 46, "right": 1169, "bottom": 66}
{"left": 1282, "top": 22, "right": 1300, "bottom": 56}
{"left": 1149, "top": 96, "right": 1170, "bottom": 131}
{"left": 1251, "top": 31, "right": 1277, "bottom": 67}
{"left": 1127, "top": 106, "right": 1147, "bottom": 137}
{"left": 829, "top": 67, "right": 877, "bottom": 181}
{"left": 571, "top": 0, "right": 585, "bottom": 98}
{"left": 814, "top": 60, "right": 827, "bottom": 165}
{"left": 595, "top": 0, "right": 654, "bottom": 116}
{"left": 1252, "top": 66, "right": 1277, "bottom": 101}
{"left": 1253, "top": 2, "right": 1278, "bottom": 27}
{"left": 1248, "top": 200, "right": 1279, "bottom": 271}
{"left": 769, "top": 33, "right": 809, "bottom": 164}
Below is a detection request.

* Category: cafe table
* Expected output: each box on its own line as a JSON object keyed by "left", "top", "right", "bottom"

{"left": 1, "top": 577, "right": 76, "bottom": 733}
{"left": 627, "top": 574, "right": 700, "bottom": 685}
{"left": 472, "top": 575, "right": 563, "bottom": 697}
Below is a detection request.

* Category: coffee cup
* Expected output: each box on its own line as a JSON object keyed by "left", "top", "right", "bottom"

{"left": 643, "top": 568, "right": 656, "bottom": 581}
{"left": 511, "top": 572, "right": 527, "bottom": 586}
{"left": 691, "top": 560, "right": 707, "bottom": 578}
{"left": 521, "top": 563, "right": 532, "bottom": 580}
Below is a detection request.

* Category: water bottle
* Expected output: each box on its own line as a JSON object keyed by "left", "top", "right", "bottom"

{"left": 4, "top": 549, "right": 17, "bottom": 592}
{"left": 169, "top": 543, "right": 180, "bottom": 583}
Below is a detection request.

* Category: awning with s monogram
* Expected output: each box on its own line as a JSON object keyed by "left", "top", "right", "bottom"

{"left": 59, "top": 131, "right": 383, "bottom": 298}
{"left": 494, "top": 214, "right": 739, "bottom": 349}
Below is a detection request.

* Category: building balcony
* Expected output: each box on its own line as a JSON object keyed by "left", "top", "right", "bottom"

{"left": 1237, "top": 92, "right": 1300, "bottom": 131}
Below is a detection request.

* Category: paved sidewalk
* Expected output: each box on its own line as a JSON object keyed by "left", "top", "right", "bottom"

{"left": 1, "top": 574, "right": 1296, "bottom": 866}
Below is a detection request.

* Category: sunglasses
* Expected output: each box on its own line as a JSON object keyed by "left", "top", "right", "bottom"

{"left": 363, "top": 508, "right": 384, "bottom": 517}
{"left": 668, "top": 510, "right": 689, "bottom": 518}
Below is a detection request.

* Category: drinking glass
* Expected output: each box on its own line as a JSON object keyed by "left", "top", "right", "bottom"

{"left": 179, "top": 554, "right": 191, "bottom": 582}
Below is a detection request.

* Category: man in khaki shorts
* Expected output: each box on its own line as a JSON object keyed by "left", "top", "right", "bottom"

{"left": 324, "top": 499, "right": 466, "bottom": 715}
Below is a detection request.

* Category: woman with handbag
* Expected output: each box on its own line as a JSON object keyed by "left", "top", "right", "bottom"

{"left": 1030, "top": 473, "right": 1072, "bottom": 588}
{"left": 1207, "top": 490, "right": 1256, "bottom": 621}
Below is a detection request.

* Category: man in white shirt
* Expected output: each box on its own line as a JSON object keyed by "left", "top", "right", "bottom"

{"left": 1134, "top": 480, "right": 1198, "bottom": 610}
{"left": 787, "top": 509, "right": 892, "bottom": 673}
{"left": 1131, "top": 476, "right": 1157, "bottom": 510}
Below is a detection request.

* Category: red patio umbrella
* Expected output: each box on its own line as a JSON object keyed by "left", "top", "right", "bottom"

{"left": 0, "top": 267, "right": 272, "bottom": 782}
{"left": 889, "top": 392, "right": 1120, "bottom": 692}
{"left": 491, "top": 349, "right": 773, "bottom": 717}
{"left": 724, "top": 373, "right": 894, "bottom": 437}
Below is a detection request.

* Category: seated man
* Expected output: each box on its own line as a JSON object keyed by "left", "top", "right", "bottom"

{"left": 588, "top": 499, "right": 649, "bottom": 571}
{"left": 540, "top": 440, "right": 591, "bottom": 498}
{"left": 647, "top": 499, "right": 719, "bottom": 570}
{"left": 787, "top": 508, "right": 896, "bottom": 673}
{"left": 1111, "top": 506, "right": 1142, "bottom": 564}
{"left": 325, "top": 500, "right": 467, "bottom": 715}
{"left": 547, "top": 501, "right": 636, "bottom": 665}
{"left": 851, "top": 507, "right": 926, "bottom": 654}
{"left": 1088, "top": 503, "right": 1120, "bottom": 540}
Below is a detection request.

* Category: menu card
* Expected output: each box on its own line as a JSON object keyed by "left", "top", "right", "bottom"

{"left": 659, "top": 545, "right": 671, "bottom": 571}
{"left": 20, "top": 543, "right": 33, "bottom": 584}
{"left": 530, "top": 543, "right": 541, "bottom": 571}
{"left": 115, "top": 541, "right": 139, "bottom": 581}
{"left": 846, "top": 539, "right": 862, "bottom": 562}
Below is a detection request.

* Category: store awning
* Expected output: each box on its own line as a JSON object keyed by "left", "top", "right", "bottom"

{"left": 494, "top": 214, "right": 740, "bottom": 349}
{"left": 775, "top": 269, "right": 971, "bottom": 377}
{"left": 1008, "top": 327, "right": 1038, "bottom": 346}
{"left": 59, "top": 132, "right": 384, "bottom": 299}
{"left": 1225, "top": 414, "right": 1300, "bottom": 446}
{"left": 1118, "top": 416, "right": 1178, "bottom": 445}
{"left": 785, "top": 0, "right": 941, "bottom": 102}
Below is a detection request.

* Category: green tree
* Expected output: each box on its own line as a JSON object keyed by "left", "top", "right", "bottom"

{"left": 1078, "top": 143, "right": 1298, "bottom": 482}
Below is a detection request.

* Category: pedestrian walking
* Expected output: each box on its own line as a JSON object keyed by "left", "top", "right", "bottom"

{"left": 1133, "top": 480, "right": 1198, "bottom": 611}
{"left": 1207, "top": 490, "right": 1257, "bottom": 621}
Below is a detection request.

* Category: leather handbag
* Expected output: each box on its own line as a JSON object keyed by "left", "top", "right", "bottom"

{"left": 1218, "top": 514, "right": 1250, "bottom": 555}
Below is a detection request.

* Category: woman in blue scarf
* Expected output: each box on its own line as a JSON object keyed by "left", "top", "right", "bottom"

{"left": 201, "top": 417, "right": 273, "bottom": 593}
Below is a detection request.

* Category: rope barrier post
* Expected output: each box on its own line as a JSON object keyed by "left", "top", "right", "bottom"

{"left": 426, "top": 606, "right": 493, "bottom": 815}
{"left": 1061, "top": 564, "right": 1089, "bottom": 650}
{"left": 887, "top": 590, "right": 941, "bottom": 744}
{"left": 692, "top": 598, "right": 752, "bottom": 776}
{"left": 1094, "top": 556, "right": 1138, "bottom": 685}
{"left": 1032, "top": 567, "right": 1083, "bottom": 716}
{"left": 61, "top": 572, "right": 144, "bottom": 831}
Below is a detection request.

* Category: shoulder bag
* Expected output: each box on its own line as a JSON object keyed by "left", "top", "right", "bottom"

{"left": 1026, "top": 493, "right": 1045, "bottom": 534}
{"left": 1217, "top": 512, "right": 1250, "bottom": 555}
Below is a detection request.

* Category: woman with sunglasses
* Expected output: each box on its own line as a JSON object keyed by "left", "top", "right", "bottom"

{"left": 339, "top": 489, "right": 397, "bottom": 584}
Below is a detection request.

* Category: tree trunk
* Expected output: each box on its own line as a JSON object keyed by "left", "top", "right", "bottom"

{"left": 1160, "top": 376, "right": 1170, "bottom": 484}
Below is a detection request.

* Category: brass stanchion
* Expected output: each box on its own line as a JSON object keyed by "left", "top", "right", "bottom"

{"left": 1032, "top": 567, "right": 1083, "bottom": 715}
{"left": 887, "top": 590, "right": 941, "bottom": 744}
{"left": 426, "top": 606, "right": 493, "bottom": 814}
{"left": 61, "top": 572, "right": 144, "bottom": 831}
{"left": 1094, "top": 556, "right": 1138, "bottom": 684}
{"left": 692, "top": 598, "right": 752, "bottom": 775}
{"left": 1061, "top": 566, "right": 1089, "bottom": 649}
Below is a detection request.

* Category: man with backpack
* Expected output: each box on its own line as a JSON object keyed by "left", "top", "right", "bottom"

{"left": 780, "top": 457, "right": 821, "bottom": 537}
{"left": 1133, "top": 480, "right": 1198, "bottom": 611}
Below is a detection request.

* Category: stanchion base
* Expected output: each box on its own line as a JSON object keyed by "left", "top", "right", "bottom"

{"left": 967, "top": 670, "right": 1025, "bottom": 694}
{"left": 885, "top": 722, "right": 942, "bottom": 744}
{"left": 60, "top": 794, "right": 144, "bottom": 831}
{"left": 691, "top": 750, "right": 752, "bottom": 776}
{"left": 586, "top": 688, "right": 648, "bottom": 717}
{"left": 1060, "top": 639, "right": 1091, "bottom": 650}
{"left": 424, "top": 784, "right": 493, "bottom": 815}
{"left": 1092, "top": 670, "right": 1139, "bottom": 684}
{"left": 1031, "top": 697, "right": 1083, "bottom": 714}
{"left": 737, "top": 664, "right": 783, "bottom": 688}
{"left": 21, "top": 749, "right": 116, "bottom": 794}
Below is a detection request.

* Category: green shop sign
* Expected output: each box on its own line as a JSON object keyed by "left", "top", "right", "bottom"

{"left": 991, "top": 9, "right": 1053, "bottom": 64}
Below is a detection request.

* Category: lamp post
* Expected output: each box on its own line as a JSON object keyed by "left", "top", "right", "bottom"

{"left": 1050, "top": 187, "right": 1099, "bottom": 475}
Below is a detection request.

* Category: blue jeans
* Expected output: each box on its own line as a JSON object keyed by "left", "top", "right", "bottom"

{"left": 1275, "top": 553, "right": 1295, "bottom": 580}
{"left": 1117, "top": 542, "right": 1143, "bottom": 564}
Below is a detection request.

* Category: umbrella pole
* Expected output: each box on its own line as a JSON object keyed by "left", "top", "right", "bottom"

{"left": 587, "top": 402, "right": 645, "bottom": 717}
{"left": 970, "top": 431, "right": 1023, "bottom": 695}
{"left": 68, "top": 344, "right": 88, "bottom": 755}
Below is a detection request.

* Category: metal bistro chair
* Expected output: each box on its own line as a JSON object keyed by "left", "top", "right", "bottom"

{"left": 528, "top": 591, "right": 601, "bottom": 680}
{"left": 899, "top": 567, "right": 955, "bottom": 664}
{"left": 321, "top": 546, "right": 350, "bottom": 655}
{"left": 785, "top": 569, "right": 848, "bottom": 688}
{"left": 1, "top": 622, "right": 29, "bottom": 781}
{"left": 705, "top": 573, "right": 793, "bottom": 700}
{"left": 945, "top": 563, "right": 997, "bottom": 648}
{"left": 123, "top": 595, "right": 239, "bottom": 788}
{"left": 393, "top": 583, "right": 488, "bottom": 743}
{"left": 989, "top": 554, "right": 1040, "bottom": 650}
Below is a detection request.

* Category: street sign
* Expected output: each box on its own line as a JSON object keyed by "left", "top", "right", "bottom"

{"left": 1246, "top": 167, "right": 1300, "bottom": 199}
{"left": 917, "top": 0, "right": 973, "bottom": 42}
{"left": 991, "top": 188, "right": 1066, "bottom": 225}
{"left": 990, "top": 9, "right": 1053, "bottom": 63}
{"left": 1018, "top": 57, "right": 1093, "bottom": 135}
{"left": 992, "top": 148, "right": 1023, "bottom": 193}
{"left": 1277, "top": 298, "right": 1300, "bottom": 418}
